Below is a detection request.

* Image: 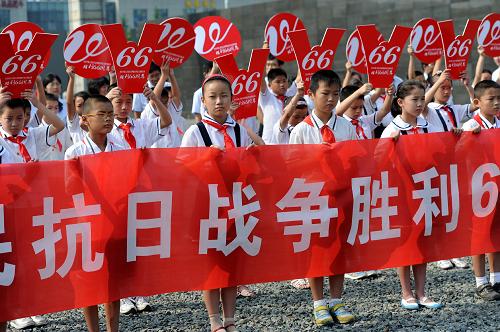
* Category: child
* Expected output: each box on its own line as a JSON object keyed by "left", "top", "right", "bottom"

{"left": 43, "top": 73, "right": 67, "bottom": 120}
{"left": 289, "top": 70, "right": 357, "bottom": 327}
{"left": 64, "top": 95, "right": 124, "bottom": 332}
{"left": 462, "top": 80, "right": 500, "bottom": 300}
{"left": 270, "top": 81, "right": 307, "bottom": 145}
{"left": 88, "top": 76, "right": 110, "bottom": 96}
{"left": 473, "top": 46, "right": 494, "bottom": 87}
{"left": 192, "top": 61, "right": 218, "bottom": 122}
{"left": 381, "top": 80, "right": 443, "bottom": 310}
{"left": 181, "top": 74, "right": 253, "bottom": 332}
{"left": 132, "top": 62, "right": 165, "bottom": 119}
{"left": 66, "top": 66, "right": 90, "bottom": 144}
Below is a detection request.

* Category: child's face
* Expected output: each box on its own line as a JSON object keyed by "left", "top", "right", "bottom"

{"left": 111, "top": 94, "right": 133, "bottom": 120}
{"left": 0, "top": 107, "right": 25, "bottom": 136}
{"left": 45, "top": 79, "right": 62, "bottom": 96}
{"left": 434, "top": 79, "right": 452, "bottom": 104}
{"left": 202, "top": 80, "right": 232, "bottom": 122}
{"left": 268, "top": 75, "right": 288, "bottom": 96}
{"left": 344, "top": 98, "right": 364, "bottom": 120}
{"left": 98, "top": 84, "right": 109, "bottom": 96}
{"left": 148, "top": 70, "right": 161, "bottom": 86}
{"left": 309, "top": 81, "right": 340, "bottom": 114}
{"left": 46, "top": 100, "right": 60, "bottom": 114}
{"left": 82, "top": 102, "right": 114, "bottom": 135}
{"left": 473, "top": 88, "right": 500, "bottom": 117}
{"left": 398, "top": 87, "right": 425, "bottom": 118}
{"left": 289, "top": 107, "right": 308, "bottom": 127}
{"left": 265, "top": 59, "right": 280, "bottom": 73}
{"left": 75, "top": 96, "right": 85, "bottom": 115}
{"left": 23, "top": 108, "right": 31, "bottom": 127}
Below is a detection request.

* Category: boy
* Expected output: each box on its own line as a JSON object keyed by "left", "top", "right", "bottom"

{"left": 461, "top": 80, "right": 500, "bottom": 300}
{"left": 289, "top": 70, "right": 357, "bottom": 326}
{"left": 66, "top": 66, "right": 90, "bottom": 144}
{"left": 65, "top": 95, "right": 124, "bottom": 332}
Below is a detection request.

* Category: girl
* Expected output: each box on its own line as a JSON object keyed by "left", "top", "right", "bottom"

{"left": 181, "top": 74, "right": 254, "bottom": 332}
{"left": 381, "top": 80, "right": 443, "bottom": 310}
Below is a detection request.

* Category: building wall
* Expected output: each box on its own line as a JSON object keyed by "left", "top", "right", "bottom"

{"left": 0, "top": 1, "right": 27, "bottom": 27}
{"left": 176, "top": 0, "right": 499, "bottom": 117}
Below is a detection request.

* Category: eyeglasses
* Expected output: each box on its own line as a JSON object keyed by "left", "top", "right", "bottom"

{"left": 86, "top": 112, "right": 114, "bottom": 120}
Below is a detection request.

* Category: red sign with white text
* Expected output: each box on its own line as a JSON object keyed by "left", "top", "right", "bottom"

{"left": 358, "top": 24, "right": 412, "bottom": 88}
{"left": 215, "top": 48, "right": 269, "bottom": 120}
{"left": 194, "top": 16, "right": 241, "bottom": 61}
{"left": 153, "top": 17, "right": 196, "bottom": 68}
{"left": 100, "top": 23, "right": 163, "bottom": 94}
{"left": 1, "top": 21, "right": 51, "bottom": 69}
{"left": 288, "top": 28, "right": 345, "bottom": 91}
{"left": 264, "top": 12, "right": 305, "bottom": 62}
{"left": 410, "top": 18, "right": 443, "bottom": 64}
{"left": 0, "top": 32, "right": 57, "bottom": 97}
{"left": 438, "top": 19, "right": 481, "bottom": 80}
{"left": 477, "top": 13, "right": 500, "bottom": 58}
{"left": 345, "top": 29, "right": 375, "bottom": 75}
{"left": 64, "top": 24, "right": 113, "bottom": 79}
{"left": 0, "top": 131, "right": 499, "bottom": 322}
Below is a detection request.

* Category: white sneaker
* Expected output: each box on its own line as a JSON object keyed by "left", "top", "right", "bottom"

{"left": 134, "top": 296, "right": 152, "bottom": 312}
{"left": 31, "top": 315, "right": 48, "bottom": 326}
{"left": 120, "top": 298, "right": 137, "bottom": 314}
{"left": 436, "top": 260, "right": 453, "bottom": 270}
{"left": 345, "top": 272, "right": 367, "bottom": 280}
{"left": 450, "top": 258, "right": 468, "bottom": 269}
{"left": 10, "top": 317, "right": 36, "bottom": 329}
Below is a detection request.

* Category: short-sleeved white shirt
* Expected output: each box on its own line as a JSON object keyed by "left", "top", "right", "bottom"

{"left": 110, "top": 117, "right": 168, "bottom": 149}
{"left": 141, "top": 101, "right": 185, "bottom": 135}
{"left": 0, "top": 139, "right": 16, "bottom": 164}
{"left": 343, "top": 112, "right": 379, "bottom": 139}
{"left": 258, "top": 89, "right": 294, "bottom": 144}
{"left": 0, "top": 125, "right": 55, "bottom": 163}
{"left": 67, "top": 114, "right": 86, "bottom": 144}
{"left": 132, "top": 81, "right": 171, "bottom": 114}
{"left": 191, "top": 87, "right": 204, "bottom": 115}
{"left": 65, "top": 134, "right": 125, "bottom": 159}
{"left": 426, "top": 102, "right": 471, "bottom": 131}
{"left": 381, "top": 115, "right": 438, "bottom": 138}
{"left": 38, "top": 126, "right": 73, "bottom": 161}
{"left": 462, "top": 112, "right": 500, "bottom": 131}
{"left": 289, "top": 110, "right": 358, "bottom": 144}
{"left": 270, "top": 122, "right": 293, "bottom": 145}
{"left": 181, "top": 114, "right": 251, "bottom": 148}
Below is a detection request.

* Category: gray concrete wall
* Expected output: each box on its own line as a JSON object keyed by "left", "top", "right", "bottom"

{"left": 175, "top": 0, "right": 499, "bottom": 117}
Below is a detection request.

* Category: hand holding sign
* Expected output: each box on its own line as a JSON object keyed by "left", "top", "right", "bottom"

{"left": 64, "top": 24, "right": 113, "bottom": 79}
{"left": 410, "top": 18, "right": 443, "bottom": 63}
{"left": 194, "top": 16, "right": 241, "bottom": 61}
{"left": 438, "top": 19, "right": 481, "bottom": 80}
{"left": 215, "top": 48, "right": 269, "bottom": 120}
{"left": 101, "top": 23, "right": 163, "bottom": 94}
{"left": 477, "top": 13, "right": 500, "bottom": 57}
{"left": 264, "top": 12, "right": 305, "bottom": 62}
{"left": 0, "top": 32, "right": 57, "bottom": 98}
{"left": 154, "top": 17, "right": 196, "bottom": 68}
{"left": 357, "top": 24, "right": 412, "bottom": 88}
{"left": 288, "top": 28, "right": 345, "bottom": 91}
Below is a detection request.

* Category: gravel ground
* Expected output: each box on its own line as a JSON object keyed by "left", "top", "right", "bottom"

{"left": 10, "top": 259, "right": 500, "bottom": 331}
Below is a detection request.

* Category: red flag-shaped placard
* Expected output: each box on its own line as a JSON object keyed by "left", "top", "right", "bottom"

{"left": 1, "top": 21, "right": 52, "bottom": 69}
{"left": 477, "top": 13, "right": 500, "bottom": 58}
{"left": 194, "top": 16, "right": 241, "bottom": 61}
{"left": 153, "top": 17, "right": 196, "bottom": 68}
{"left": 438, "top": 19, "right": 481, "bottom": 80}
{"left": 357, "top": 24, "right": 412, "bottom": 88}
{"left": 264, "top": 12, "right": 305, "bottom": 62}
{"left": 346, "top": 29, "right": 377, "bottom": 75}
{"left": 215, "top": 48, "right": 269, "bottom": 120}
{"left": 288, "top": 28, "right": 345, "bottom": 91}
{"left": 0, "top": 32, "right": 57, "bottom": 97}
{"left": 64, "top": 24, "right": 113, "bottom": 79}
{"left": 410, "top": 18, "right": 443, "bottom": 64}
{"left": 100, "top": 23, "right": 164, "bottom": 94}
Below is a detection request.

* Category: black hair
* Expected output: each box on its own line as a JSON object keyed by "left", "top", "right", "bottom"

{"left": 310, "top": 70, "right": 341, "bottom": 93}
{"left": 21, "top": 99, "right": 31, "bottom": 111}
{"left": 414, "top": 70, "right": 424, "bottom": 77}
{"left": 267, "top": 68, "right": 287, "bottom": 82}
{"left": 391, "top": 80, "right": 426, "bottom": 117}
{"left": 45, "top": 93, "right": 63, "bottom": 112}
{"left": 482, "top": 69, "right": 493, "bottom": 75}
{"left": 474, "top": 80, "right": 500, "bottom": 99}
{"left": 74, "top": 91, "right": 90, "bottom": 102}
{"left": 82, "top": 95, "right": 113, "bottom": 115}
{"left": 149, "top": 62, "right": 161, "bottom": 74}
{"left": 202, "top": 61, "right": 214, "bottom": 75}
{"left": 161, "top": 86, "right": 171, "bottom": 98}
{"left": 42, "top": 73, "right": 62, "bottom": 88}
{"left": 88, "top": 76, "right": 110, "bottom": 95}
{"left": 340, "top": 85, "right": 364, "bottom": 102}
{"left": 267, "top": 54, "right": 284, "bottom": 66}
{"left": 0, "top": 98, "right": 25, "bottom": 115}
{"left": 202, "top": 75, "right": 232, "bottom": 96}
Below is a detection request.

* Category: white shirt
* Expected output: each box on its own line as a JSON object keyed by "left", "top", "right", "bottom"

{"left": 181, "top": 113, "right": 252, "bottom": 148}
{"left": 67, "top": 114, "right": 86, "bottom": 144}
{"left": 259, "top": 88, "right": 295, "bottom": 144}
{"left": 343, "top": 112, "right": 379, "bottom": 140}
{"left": 38, "top": 126, "right": 73, "bottom": 161}
{"left": 136, "top": 103, "right": 181, "bottom": 148}
{"left": 191, "top": 87, "right": 204, "bottom": 115}
{"left": 0, "top": 139, "right": 16, "bottom": 164}
{"left": 132, "top": 81, "right": 171, "bottom": 114}
{"left": 492, "top": 66, "right": 500, "bottom": 82}
{"left": 271, "top": 121, "right": 293, "bottom": 145}
{"left": 0, "top": 126, "right": 55, "bottom": 163}
{"left": 289, "top": 110, "right": 358, "bottom": 144}
{"left": 142, "top": 101, "right": 184, "bottom": 137}
{"left": 462, "top": 112, "right": 500, "bottom": 131}
{"left": 110, "top": 117, "right": 168, "bottom": 149}
{"left": 426, "top": 102, "right": 471, "bottom": 131}
{"left": 381, "top": 115, "right": 437, "bottom": 138}
{"left": 65, "top": 134, "right": 125, "bottom": 159}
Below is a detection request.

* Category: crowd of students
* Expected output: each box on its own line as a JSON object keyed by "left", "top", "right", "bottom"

{"left": 0, "top": 40, "right": 499, "bottom": 331}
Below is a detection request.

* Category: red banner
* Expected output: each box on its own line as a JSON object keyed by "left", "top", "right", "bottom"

{"left": 215, "top": 48, "right": 269, "bottom": 120}
{"left": 0, "top": 131, "right": 499, "bottom": 322}
{"left": 288, "top": 28, "right": 345, "bottom": 91}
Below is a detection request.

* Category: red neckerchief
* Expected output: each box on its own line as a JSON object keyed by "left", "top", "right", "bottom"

{"left": 201, "top": 119, "right": 235, "bottom": 148}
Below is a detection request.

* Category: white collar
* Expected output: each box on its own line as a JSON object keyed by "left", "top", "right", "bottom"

{"left": 114, "top": 117, "right": 134, "bottom": 128}
{"left": 392, "top": 115, "right": 429, "bottom": 130}
{"left": 83, "top": 133, "right": 116, "bottom": 153}
{"left": 477, "top": 112, "right": 499, "bottom": 129}
{"left": 201, "top": 113, "right": 236, "bottom": 127}
{"left": 0, "top": 126, "right": 26, "bottom": 139}
{"left": 311, "top": 109, "right": 337, "bottom": 129}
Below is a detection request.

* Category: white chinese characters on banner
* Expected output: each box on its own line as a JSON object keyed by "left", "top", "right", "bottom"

{"left": 0, "top": 204, "right": 15, "bottom": 286}
{"left": 199, "top": 183, "right": 262, "bottom": 256}
{"left": 127, "top": 191, "right": 172, "bottom": 262}
{"left": 348, "top": 171, "right": 400, "bottom": 245}
{"left": 276, "top": 178, "right": 338, "bottom": 253}
{"left": 412, "top": 165, "right": 460, "bottom": 236}
{"left": 32, "top": 194, "right": 104, "bottom": 279}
